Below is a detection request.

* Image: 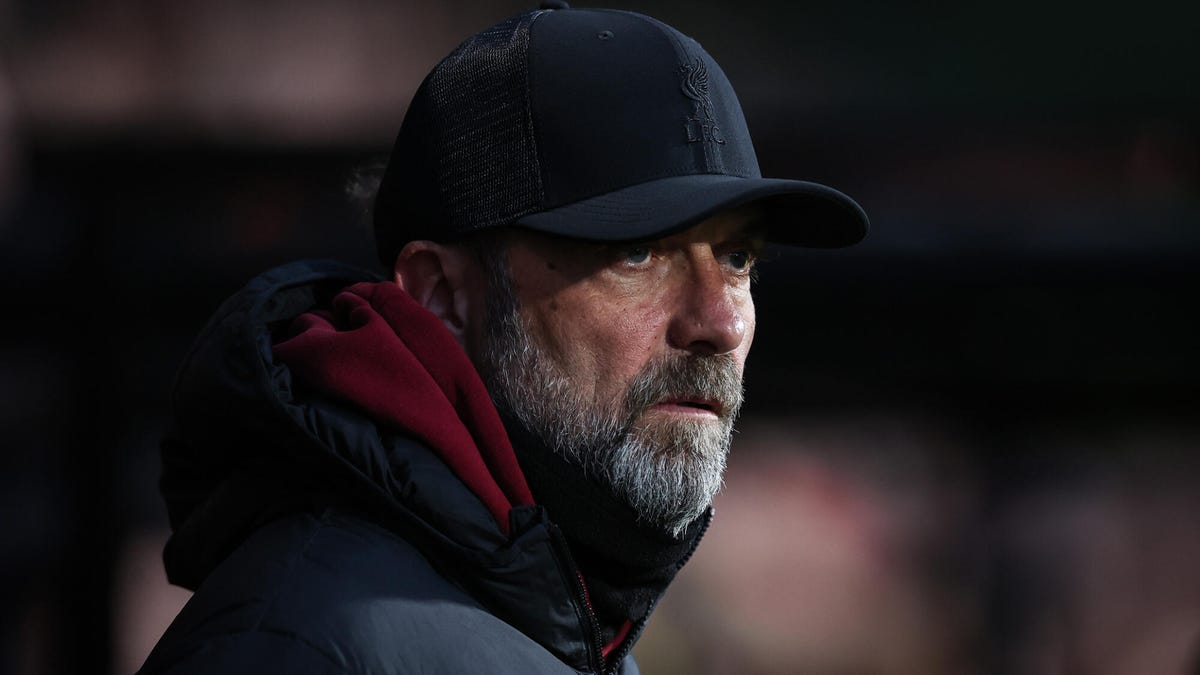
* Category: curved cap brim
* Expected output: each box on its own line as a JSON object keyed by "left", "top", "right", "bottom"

{"left": 515, "top": 174, "right": 868, "bottom": 247}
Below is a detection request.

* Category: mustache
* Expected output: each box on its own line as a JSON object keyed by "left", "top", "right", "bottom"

{"left": 622, "top": 354, "right": 744, "bottom": 422}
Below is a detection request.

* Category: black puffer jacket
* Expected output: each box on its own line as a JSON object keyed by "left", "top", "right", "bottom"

{"left": 138, "top": 261, "right": 653, "bottom": 674}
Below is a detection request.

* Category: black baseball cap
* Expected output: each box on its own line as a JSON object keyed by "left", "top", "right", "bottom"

{"left": 373, "top": 2, "right": 868, "bottom": 266}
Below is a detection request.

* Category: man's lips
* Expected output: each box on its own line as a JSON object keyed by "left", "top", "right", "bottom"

{"left": 650, "top": 398, "right": 723, "bottom": 418}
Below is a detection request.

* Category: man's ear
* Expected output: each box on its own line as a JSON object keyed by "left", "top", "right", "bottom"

{"left": 392, "top": 240, "right": 481, "bottom": 347}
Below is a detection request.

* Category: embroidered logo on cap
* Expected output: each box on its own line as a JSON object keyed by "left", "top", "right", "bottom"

{"left": 680, "top": 59, "right": 726, "bottom": 146}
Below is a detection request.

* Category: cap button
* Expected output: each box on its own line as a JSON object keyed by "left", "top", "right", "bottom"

{"left": 540, "top": 0, "right": 569, "bottom": 9}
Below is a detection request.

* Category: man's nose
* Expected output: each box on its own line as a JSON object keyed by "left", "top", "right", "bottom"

{"left": 666, "top": 258, "right": 748, "bottom": 356}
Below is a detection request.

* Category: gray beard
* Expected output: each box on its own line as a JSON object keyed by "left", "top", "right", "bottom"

{"left": 473, "top": 254, "right": 744, "bottom": 538}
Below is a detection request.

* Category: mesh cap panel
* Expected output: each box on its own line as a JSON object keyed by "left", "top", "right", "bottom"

{"left": 423, "top": 12, "right": 544, "bottom": 234}
{"left": 374, "top": 11, "right": 545, "bottom": 262}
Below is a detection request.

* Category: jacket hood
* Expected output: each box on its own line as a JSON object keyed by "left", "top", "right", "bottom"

{"left": 161, "top": 260, "right": 375, "bottom": 584}
{"left": 160, "top": 260, "right": 601, "bottom": 671}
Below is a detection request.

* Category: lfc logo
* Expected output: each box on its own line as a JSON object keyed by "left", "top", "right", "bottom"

{"left": 680, "top": 59, "right": 726, "bottom": 145}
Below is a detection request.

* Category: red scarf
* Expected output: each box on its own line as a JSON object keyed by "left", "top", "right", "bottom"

{"left": 273, "top": 281, "right": 534, "bottom": 534}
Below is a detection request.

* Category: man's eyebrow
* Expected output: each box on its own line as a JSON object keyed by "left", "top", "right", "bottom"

{"left": 720, "top": 226, "right": 768, "bottom": 251}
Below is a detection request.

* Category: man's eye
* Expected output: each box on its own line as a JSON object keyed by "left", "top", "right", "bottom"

{"left": 622, "top": 247, "right": 652, "bottom": 265}
{"left": 723, "top": 250, "right": 756, "bottom": 272}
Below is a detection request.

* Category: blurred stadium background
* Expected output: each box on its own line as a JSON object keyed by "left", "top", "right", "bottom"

{"left": 1, "top": 1, "right": 1198, "bottom": 673}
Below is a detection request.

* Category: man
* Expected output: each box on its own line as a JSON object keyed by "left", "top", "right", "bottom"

{"left": 140, "top": 3, "right": 867, "bottom": 674}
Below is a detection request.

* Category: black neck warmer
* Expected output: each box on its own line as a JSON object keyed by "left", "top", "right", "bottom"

{"left": 501, "top": 413, "right": 709, "bottom": 643}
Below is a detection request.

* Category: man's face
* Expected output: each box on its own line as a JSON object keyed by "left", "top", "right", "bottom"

{"left": 474, "top": 209, "right": 761, "bottom": 536}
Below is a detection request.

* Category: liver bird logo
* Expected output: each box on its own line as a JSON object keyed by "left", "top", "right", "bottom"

{"left": 680, "top": 58, "right": 726, "bottom": 145}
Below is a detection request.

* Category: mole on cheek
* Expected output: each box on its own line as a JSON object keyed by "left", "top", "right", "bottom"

{"left": 549, "top": 299, "right": 559, "bottom": 312}
{"left": 546, "top": 261, "right": 557, "bottom": 271}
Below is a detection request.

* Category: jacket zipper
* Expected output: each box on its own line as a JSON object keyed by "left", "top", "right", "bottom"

{"left": 547, "top": 523, "right": 607, "bottom": 674}
{"left": 602, "top": 509, "right": 714, "bottom": 670}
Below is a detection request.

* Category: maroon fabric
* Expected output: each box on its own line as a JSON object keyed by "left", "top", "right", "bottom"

{"left": 273, "top": 281, "right": 534, "bottom": 534}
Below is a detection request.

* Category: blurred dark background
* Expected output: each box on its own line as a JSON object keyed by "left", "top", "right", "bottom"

{"left": 2, "top": 1, "right": 1198, "bottom": 673}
